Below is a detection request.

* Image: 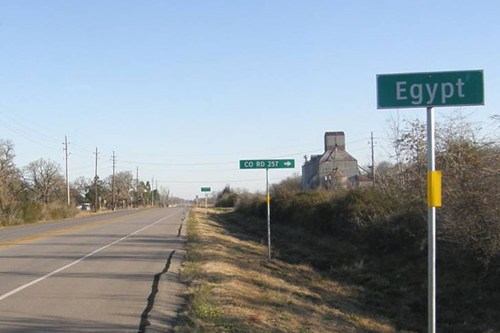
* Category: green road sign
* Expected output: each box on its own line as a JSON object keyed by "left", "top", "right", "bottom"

{"left": 377, "top": 70, "right": 484, "bottom": 109}
{"left": 201, "top": 187, "right": 211, "bottom": 192}
{"left": 239, "top": 159, "right": 295, "bottom": 169}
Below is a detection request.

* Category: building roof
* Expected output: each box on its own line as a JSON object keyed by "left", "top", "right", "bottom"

{"left": 319, "top": 149, "right": 357, "bottom": 164}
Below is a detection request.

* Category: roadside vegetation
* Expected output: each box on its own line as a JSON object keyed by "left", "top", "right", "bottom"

{"left": 175, "top": 207, "right": 397, "bottom": 332}
{"left": 0, "top": 139, "right": 172, "bottom": 226}
{"left": 179, "top": 113, "right": 499, "bottom": 332}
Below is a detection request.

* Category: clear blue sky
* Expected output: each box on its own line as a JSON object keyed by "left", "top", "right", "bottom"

{"left": 1, "top": 1, "right": 498, "bottom": 199}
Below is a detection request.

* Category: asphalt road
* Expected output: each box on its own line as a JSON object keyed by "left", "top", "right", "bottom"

{"left": 0, "top": 207, "right": 189, "bottom": 333}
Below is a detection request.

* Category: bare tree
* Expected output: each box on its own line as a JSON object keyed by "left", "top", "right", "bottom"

{"left": 382, "top": 117, "right": 427, "bottom": 202}
{"left": 435, "top": 114, "right": 500, "bottom": 263}
{"left": 23, "top": 159, "right": 65, "bottom": 204}
{"left": 0, "top": 140, "right": 22, "bottom": 220}
{"left": 71, "top": 176, "right": 91, "bottom": 205}
{"left": 159, "top": 187, "right": 170, "bottom": 206}
{"left": 382, "top": 111, "right": 500, "bottom": 264}
{"left": 72, "top": 176, "right": 89, "bottom": 195}
{"left": 0, "top": 139, "right": 15, "bottom": 175}
{"left": 106, "top": 171, "right": 134, "bottom": 208}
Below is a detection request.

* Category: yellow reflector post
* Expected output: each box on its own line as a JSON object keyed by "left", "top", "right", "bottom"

{"left": 427, "top": 171, "right": 442, "bottom": 207}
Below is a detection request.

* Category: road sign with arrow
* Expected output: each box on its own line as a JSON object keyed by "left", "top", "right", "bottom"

{"left": 239, "top": 159, "right": 295, "bottom": 169}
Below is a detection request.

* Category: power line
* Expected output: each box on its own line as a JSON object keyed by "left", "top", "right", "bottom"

{"left": 71, "top": 164, "right": 95, "bottom": 171}
{"left": 156, "top": 177, "right": 286, "bottom": 184}
{"left": 118, "top": 142, "right": 320, "bottom": 158}
{"left": 0, "top": 116, "right": 61, "bottom": 151}
{"left": 63, "top": 135, "right": 70, "bottom": 206}
{"left": 0, "top": 107, "right": 62, "bottom": 144}
{"left": 120, "top": 159, "right": 234, "bottom": 166}
{"left": 0, "top": 106, "right": 98, "bottom": 157}
{"left": 118, "top": 150, "right": 321, "bottom": 168}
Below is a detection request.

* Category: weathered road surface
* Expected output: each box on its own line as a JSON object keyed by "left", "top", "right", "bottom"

{"left": 0, "top": 207, "right": 188, "bottom": 333}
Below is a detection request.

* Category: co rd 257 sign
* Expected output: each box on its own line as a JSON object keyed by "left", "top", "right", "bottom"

{"left": 377, "top": 70, "right": 484, "bottom": 109}
{"left": 239, "top": 159, "right": 295, "bottom": 169}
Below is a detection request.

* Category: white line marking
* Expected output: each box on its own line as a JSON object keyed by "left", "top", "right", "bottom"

{"left": 0, "top": 210, "right": 182, "bottom": 302}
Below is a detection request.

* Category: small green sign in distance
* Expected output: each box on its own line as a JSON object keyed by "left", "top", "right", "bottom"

{"left": 201, "top": 187, "right": 211, "bottom": 192}
{"left": 377, "top": 70, "right": 484, "bottom": 109}
{"left": 239, "top": 159, "right": 295, "bottom": 169}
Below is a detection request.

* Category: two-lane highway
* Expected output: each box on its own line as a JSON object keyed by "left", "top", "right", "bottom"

{"left": 0, "top": 207, "right": 188, "bottom": 333}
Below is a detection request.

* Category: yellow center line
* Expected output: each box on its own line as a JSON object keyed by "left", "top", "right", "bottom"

{"left": 0, "top": 210, "right": 157, "bottom": 249}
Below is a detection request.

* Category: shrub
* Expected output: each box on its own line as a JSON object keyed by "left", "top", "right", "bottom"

{"left": 270, "top": 188, "right": 426, "bottom": 255}
{"left": 235, "top": 193, "right": 266, "bottom": 218}
{"left": 22, "top": 201, "right": 44, "bottom": 223}
{"left": 46, "top": 203, "right": 78, "bottom": 220}
{"left": 215, "top": 192, "right": 238, "bottom": 208}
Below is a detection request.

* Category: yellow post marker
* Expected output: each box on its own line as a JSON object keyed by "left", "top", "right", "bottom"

{"left": 427, "top": 171, "right": 442, "bottom": 207}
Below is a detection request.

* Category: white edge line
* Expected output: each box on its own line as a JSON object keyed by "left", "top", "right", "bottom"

{"left": 0, "top": 210, "right": 182, "bottom": 302}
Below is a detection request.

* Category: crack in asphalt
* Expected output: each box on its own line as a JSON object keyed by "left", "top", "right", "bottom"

{"left": 138, "top": 250, "right": 176, "bottom": 333}
{"left": 177, "top": 223, "right": 183, "bottom": 238}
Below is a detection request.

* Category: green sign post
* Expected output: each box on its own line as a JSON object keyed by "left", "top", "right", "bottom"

{"left": 239, "top": 158, "right": 296, "bottom": 260}
{"left": 200, "top": 187, "right": 211, "bottom": 214}
{"left": 377, "top": 69, "right": 484, "bottom": 333}
{"left": 239, "top": 159, "right": 295, "bottom": 169}
{"left": 377, "top": 70, "right": 484, "bottom": 109}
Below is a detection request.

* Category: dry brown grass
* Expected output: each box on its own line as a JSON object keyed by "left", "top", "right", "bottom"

{"left": 175, "top": 208, "right": 398, "bottom": 333}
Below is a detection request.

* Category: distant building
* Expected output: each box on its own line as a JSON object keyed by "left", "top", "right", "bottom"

{"left": 302, "top": 132, "right": 363, "bottom": 190}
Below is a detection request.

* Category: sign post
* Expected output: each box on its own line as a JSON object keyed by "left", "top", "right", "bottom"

{"left": 377, "top": 70, "right": 484, "bottom": 333}
{"left": 201, "top": 187, "right": 211, "bottom": 216}
{"left": 266, "top": 168, "right": 271, "bottom": 260}
{"left": 426, "top": 106, "right": 437, "bottom": 333}
{"left": 239, "top": 159, "right": 295, "bottom": 260}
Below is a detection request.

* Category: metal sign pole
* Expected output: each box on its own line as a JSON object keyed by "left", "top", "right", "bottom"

{"left": 239, "top": 159, "right": 294, "bottom": 260}
{"left": 205, "top": 193, "right": 208, "bottom": 216}
{"left": 266, "top": 168, "right": 271, "bottom": 260}
{"left": 427, "top": 106, "right": 436, "bottom": 333}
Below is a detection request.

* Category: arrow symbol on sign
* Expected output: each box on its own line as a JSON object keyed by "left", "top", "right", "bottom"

{"left": 284, "top": 161, "right": 292, "bottom": 167}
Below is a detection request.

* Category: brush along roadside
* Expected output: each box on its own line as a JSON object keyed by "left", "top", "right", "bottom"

{"left": 174, "top": 207, "right": 397, "bottom": 333}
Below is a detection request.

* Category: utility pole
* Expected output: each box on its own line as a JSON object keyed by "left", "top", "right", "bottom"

{"left": 63, "top": 135, "right": 70, "bottom": 206}
{"left": 94, "top": 147, "right": 99, "bottom": 212}
{"left": 136, "top": 166, "right": 139, "bottom": 207}
{"left": 370, "top": 132, "right": 376, "bottom": 187}
{"left": 112, "top": 151, "right": 116, "bottom": 211}
{"left": 151, "top": 177, "right": 154, "bottom": 207}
